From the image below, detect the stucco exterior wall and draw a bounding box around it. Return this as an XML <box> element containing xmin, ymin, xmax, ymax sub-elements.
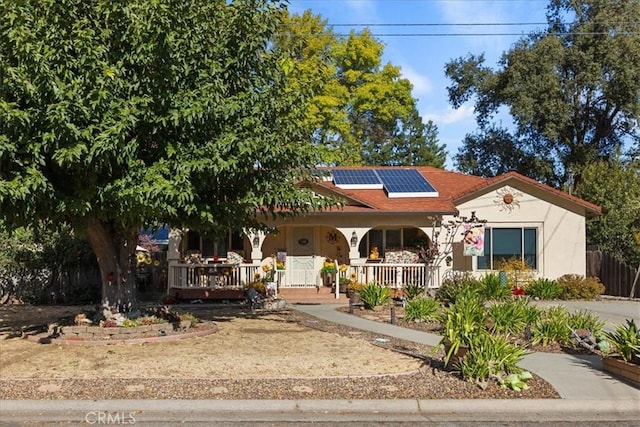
<box><xmin>455</xmin><ymin>184</ymin><xmax>587</xmax><ymax>279</ymax></box>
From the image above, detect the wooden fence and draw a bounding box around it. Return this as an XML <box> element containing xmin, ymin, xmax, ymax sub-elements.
<box><xmin>586</xmin><ymin>250</ymin><xmax>639</xmax><ymax>298</ymax></box>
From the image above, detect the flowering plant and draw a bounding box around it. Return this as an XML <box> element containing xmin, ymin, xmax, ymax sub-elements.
<box><xmin>262</xmin><ymin>263</ymin><xmax>275</xmax><ymax>282</ymax></box>
<box><xmin>319</xmin><ymin>257</ymin><xmax>337</xmax><ymax>274</ymax></box>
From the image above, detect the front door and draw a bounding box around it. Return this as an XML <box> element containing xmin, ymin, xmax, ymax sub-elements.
<box><xmin>287</xmin><ymin>227</ymin><xmax>317</xmax><ymax>287</ymax></box>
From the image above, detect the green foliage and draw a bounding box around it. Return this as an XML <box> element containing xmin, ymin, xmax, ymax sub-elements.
<box><xmin>525</xmin><ymin>278</ymin><xmax>563</xmax><ymax>300</ymax></box>
<box><xmin>274</xmin><ymin>12</ymin><xmax>446</xmax><ymax>167</ymax></box>
<box><xmin>0</xmin><ymin>224</ymin><xmax>100</xmax><ymax>304</ymax></box>
<box><xmin>531</xmin><ymin>306</ymin><xmax>570</xmax><ymax>347</ymax></box>
<box><xmin>576</xmin><ymin>159</ymin><xmax>640</xmax><ymax>267</ymax></box>
<box><xmin>453</xmin><ymin>125</ymin><xmax>557</xmax><ymax>185</ymax></box>
<box><xmin>402</xmin><ymin>283</ymin><xmax>424</xmax><ymax>301</ymax></box>
<box><xmin>358</xmin><ymin>282</ymin><xmax>391</xmax><ymax>309</ymax></box>
<box><xmin>0</xmin><ymin>0</ymin><xmax>337</xmax><ymax>306</ymax></box>
<box><xmin>435</xmin><ymin>289</ymin><xmax>487</xmax><ymax>365</ymax></box>
<box><xmin>458</xmin><ymin>333</ymin><xmax>529</xmax><ymax>386</ymax></box>
<box><xmin>603</xmin><ymin>319</ymin><xmax>640</xmax><ymax>363</ymax></box>
<box><xmin>557</xmin><ymin>275</ymin><xmax>605</xmax><ymax>300</ymax></box>
<box><xmin>404</xmin><ymin>297</ymin><xmax>441</xmax><ymax>323</ymax></box>
<box><xmin>479</xmin><ymin>272</ymin><xmax>511</xmax><ymax>300</ymax></box>
<box><xmin>567</xmin><ymin>310</ymin><xmax>604</xmax><ymax>339</ymax></box>
<box><xmin>499</xmin><ymin>371</ymin><xmax>533</xmax><ymax>392</ymax></box>
<box><xmin>486</xmin><ymin>298</ymin><xmax>539</xmax><ymax>336</ymax></box>
<box><xmin>446</xmin><ymin>0</ymin><xmax>640</xmax><ymax>191</ymax></box>
<box><xmin>495</xmin><ymin>258</ymin><xmax>535</xmax><ymax>288</ymax></box>
<box><xmin>435</xmin><ymin>273</ymin><xmax>482</xmax><ymax>306</ymax></box>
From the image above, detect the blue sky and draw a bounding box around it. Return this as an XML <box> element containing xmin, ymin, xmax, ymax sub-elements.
<box><xmin>288</xmin><ymin>0</ymin><xmax>550</xmax><ymax>169</ymax></box>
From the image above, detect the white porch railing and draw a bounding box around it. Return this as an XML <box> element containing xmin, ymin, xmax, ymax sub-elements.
<box><xmin>168</xmin><ymin>262</ymin><xmax>439</xmax><ymax>292</ymax></box>
<box><xmin>168</xmin><ymin>263</ymin><xmax>284</xmax><ymax>290</ymax></box>
<box><xmin>342</xmin><ymin>263</ymin><xmax>440</xmax><ymax>289</ymax></box>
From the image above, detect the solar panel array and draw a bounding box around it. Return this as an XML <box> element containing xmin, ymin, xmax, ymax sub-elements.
<box><xmin>332</xmin><ymin>169</ymin><xmax>438</xmax><ymax>198</ymax></box>
<box><xmin>333</xmin><ymin>169</ymin><xmax>383</xmax><ymax>189</ymax></box>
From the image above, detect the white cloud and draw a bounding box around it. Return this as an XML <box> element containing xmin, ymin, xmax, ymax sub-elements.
<box><xmin>424</xmin><ymin>105</ymin><xmax>474</xmax><ymax>125</ymax></box>
<box><xmin>345</xmin><ymin>0</ymin><xmax>375</xmax><ymax>14</ymax></box>
<box><xmin>399</xmin><ymin>65</ymin><xmax>433</xmax><ymax>96</ymax></box>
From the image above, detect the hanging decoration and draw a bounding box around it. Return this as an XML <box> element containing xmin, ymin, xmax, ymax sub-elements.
<box><xmin>494</xmin><ymin>186</ymin><xmax>523</xmax><ymax>213</ymax></box>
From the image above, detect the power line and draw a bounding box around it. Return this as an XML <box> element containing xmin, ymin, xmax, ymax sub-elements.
<box><xmin>278</xmin><ymin>31</ymin><xmax>640</xmax><ymax>38</ymax></box>
<box><xmin>329</xmin><ymin>23</ymin><xmax>548</xmax><ymax>27</ymax></box>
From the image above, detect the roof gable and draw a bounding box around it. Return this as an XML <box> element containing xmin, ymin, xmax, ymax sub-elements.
<box><xmin>452</xmin><ymin>171</ymin><xmax>602</xmax><ymax>217</ymax></box>
<box><xmin>309</xmin><ymin>167</ymin><xmax>600</xmax><ymax>217</ymax></box>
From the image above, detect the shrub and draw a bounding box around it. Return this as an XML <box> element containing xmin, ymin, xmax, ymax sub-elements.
<box><xmin>246</xmin><ymin>280</ymin><xmax>266</xmax><ymax>295</ymax></box>
<box><xmin>486</xmin><ymin>298</ymin><xmax>535</xmax><ymax>336</ymax></box>
<box><xmin>458</xmin><ymin>333</ymin><xmax>529</xmax><ymax>387</ymax></box>
<box><xmin>531</xmin><ymin>306</ymin><xmax>570</xmax><ymax>347</ymax></box>
<box><xmin>435</xmin><ymin>273</ymin><xmax>482</xmax><ymax>306</ymax></box>
<box><xmin>495</xmin><ymin>258</ymin><xmax>535</xmax><ymax>287</ymax></box>
<box><xmin>403</xmin><ymin>283</ymin><xmax>424</xmax><ymax>301</ymax></box>
<box><xmin>526</xmin><ymin>278</ymin><xmax>563</xmax><ymax>300</ymax></box>
<box><xmin>603</xmin><ymin>319</ymin><xmax>640</xmax><ymax>363</ymax></box>
<box><xmin>567</xmin><ymin>309</ymin><xmax>604</xmax><ymax>339</ymax></box>
<box><xmin>358</xmin><ymin>282</ymin><xmax>391</xmax><ymax>309</ymax></box>
<box><xmin>479</xmin><ymin>272</ymin><xmax>511</xmax><ymax>300</ymax></box>
<box><xmin>404</xmin><ymin>297</ymin><xmax>441</xmax><ymax>322</ymax></box>
<box><xmin>434</xmin><ymin>290</ymin><xmax>487</xmax><ymax>366</ymax></box>
<box><xmin>557</xmin><ymin>274</ymin><xmax>605</xmax><ymax>300</ymax></box>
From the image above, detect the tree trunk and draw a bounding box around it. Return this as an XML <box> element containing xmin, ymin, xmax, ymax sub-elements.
<box><xmin>85</xmin><ymin>217</ymin><xmax>139</xmax><ymax>313</ymax></box>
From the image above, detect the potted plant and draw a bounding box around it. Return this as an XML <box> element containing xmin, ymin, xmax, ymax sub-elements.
<box><xmin>601</xmin><ymin>319</ymin><xmax>640</xmax><ymax>387</ymax></box>
<box><xmin>319</xmin><ymin>258</ymin><xmax>337</xmax><ymax>274</ymax></box>
<box><xmin>347</xmin><ymin>281</ymin><xmax>364</xmax><ymax>303</ymax></box>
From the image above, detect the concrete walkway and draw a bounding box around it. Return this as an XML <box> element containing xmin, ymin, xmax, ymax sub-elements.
<box><xmin>292</xmin><ymin>303</ymin><xmax>640</xmax><ymax>401</ymax></box>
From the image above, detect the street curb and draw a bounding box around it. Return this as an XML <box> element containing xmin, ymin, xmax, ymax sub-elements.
<box><xmin>3</xmin><ymin>399</ymin><xmax>639</xmax><ymax>418</ymax></box>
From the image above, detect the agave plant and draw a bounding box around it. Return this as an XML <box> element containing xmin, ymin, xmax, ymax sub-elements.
<box><xmin>603</xmin><ymin>319</ymin><xmax>640</xmax><ymax>363</ymax></box>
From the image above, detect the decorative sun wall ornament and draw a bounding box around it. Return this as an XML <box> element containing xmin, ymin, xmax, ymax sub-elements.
<box><xmin>494</xmin><ymin>186</ymin><xmax>523</xmax><ymax>213</ymax></box>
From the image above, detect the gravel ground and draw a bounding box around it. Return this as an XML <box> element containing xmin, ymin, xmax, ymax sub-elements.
<box><xmin>0</xmin><ymin>303</ymin><xmax>560</xmax><ymax>400</ymax></box>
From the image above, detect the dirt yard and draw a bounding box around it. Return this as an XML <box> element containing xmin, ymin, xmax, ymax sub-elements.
<box><xmin>0</xmin><ymin>303</ymin><xmax>560</xmax><ymax>400</ymax></box>
<box><xmin>0</xmin><ymin>304</ymin><xmax>423</xmax><ymax>379</ymax></box>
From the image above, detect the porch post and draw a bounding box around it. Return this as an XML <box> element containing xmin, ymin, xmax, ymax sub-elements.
<box><xmin>250</xmin><ymin>231</ymin><xmax>264</xmax><ymax>263</ymax></box>
<box><xmin>167</xmin><ymin>228</ymin><xmax>183</xmax><ymax>291</ymax></box>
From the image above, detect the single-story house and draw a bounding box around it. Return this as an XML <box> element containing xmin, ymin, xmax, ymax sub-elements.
<box><xmin>164</xmin><ymin>166</ymin><xmax>601</xmax><ymax>302</ymax></box>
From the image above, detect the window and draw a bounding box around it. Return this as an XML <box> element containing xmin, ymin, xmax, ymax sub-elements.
<box><xmin>358</xmin><ymin>228</ymin><xmax>427</xmax><ymax>258</ymax></box>
<box><xmin>184</xmin><ymin>231</ymin><xmax>243</xmax><ymax>258</ymax></box>
<box><xmin>477</xmin><ymin>227</ymin><xmax>538</xmax><ymax>270</ymax></box>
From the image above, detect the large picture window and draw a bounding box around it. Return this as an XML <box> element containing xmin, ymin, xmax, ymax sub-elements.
<box><xmin>358</xmin><ymin>227</ymin><xmax>427</xmax><ymax>258</ymax></box>
<box><xmin>477</xmin><ymin>227</ymin><xmax>538</xmax><ymax>270</ymax></box>
<box><xmin>185</xmin><ymin>231</ymin><xmax>245</xmax><ymax>258</ymax></box>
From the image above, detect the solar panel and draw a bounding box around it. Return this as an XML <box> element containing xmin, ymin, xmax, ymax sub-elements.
<box><xmin>333</xmin><ymin>169</ymin><xmax>383</xmax><ymax>189</ymax></box>
<box><xmin>375</xmin><ymin>169</ymin><xmax>438</xmax><ymax>198</ymax></box>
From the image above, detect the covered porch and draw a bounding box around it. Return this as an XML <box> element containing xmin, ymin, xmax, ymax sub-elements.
<box><xmin>165</xmin><ymin>222</ymin><xmax>446</xmax><ymax>302</ymax></box>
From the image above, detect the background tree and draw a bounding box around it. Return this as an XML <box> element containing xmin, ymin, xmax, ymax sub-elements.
<box><xmin>454</xmin><ymin>126</ymin><xmax>558</xmax><ymax>185</ymax></box>
<box><xmin>575</xmin><ymin>158</ymin><xmax>640</xmax><ymax>267</ymax></box>
<box><xmin>0</xmin><ymin>0</ymin><xmax>332</xmax><ymax>310</ymax></box>
<box><xmin>446</xmin><ymin>0</ymin><xmax>640</xmax><ymax>190</ymax></box>
<box><xmin>276</xmin><ymin>12</ymin><xmax>446</xmax><ymax>167</ymax></box>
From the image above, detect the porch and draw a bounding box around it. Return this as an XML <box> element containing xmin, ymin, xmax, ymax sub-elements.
<box><xmin>166</xmin><ymin>261</ymin><xmax>440</xmax><ymax>303</ymax></box>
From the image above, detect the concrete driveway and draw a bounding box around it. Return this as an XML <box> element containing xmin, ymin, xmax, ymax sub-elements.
<box><xmin>531</xmin><ymin>297</ymin><xmax>640</xmax><ymax>332</ymax></box>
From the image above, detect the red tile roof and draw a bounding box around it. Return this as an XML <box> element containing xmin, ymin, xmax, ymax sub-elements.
<box><xmin>312</xmin><ymin>167</ymin><xmax>601</xmax><ymax>217</ymax></box>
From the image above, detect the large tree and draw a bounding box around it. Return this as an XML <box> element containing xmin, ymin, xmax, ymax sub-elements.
<box><xmin>275</xmin><ymin>11</ymin><xmax>446</xmax><ymax>167</ymax></box>
<box><xmin>0</xmin><ymin>0</ymin><xmax>332</xmax><ymax>310</ymax></box>
<box><xmin>575</xmin><ymin>157</ymin><xmax>640</xmax><ymax>266</ymax></box>
<box><xmin>446</xmin><ymin>0</ymin><xmax>640</xmax><ymax>189</ymax></box>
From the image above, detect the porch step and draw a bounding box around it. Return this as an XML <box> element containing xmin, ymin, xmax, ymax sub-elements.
<box><xmin>278</xmin><ymin>286</ymin><xmax>348</xmax><ymax>305</ymax></box>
